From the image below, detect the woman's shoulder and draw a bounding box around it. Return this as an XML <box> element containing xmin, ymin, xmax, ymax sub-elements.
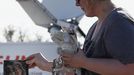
<box><xmin>107</xmin><ymin>8</ymin><xmax>134</xmax><ymax>23</ymax></box>
<box><xmin>103</xmin><ymin>8</ymin><xmax>134</xmax><ymax>38</ymax></box>
<box><xmin>103</xmin><ymin>7</ymin><xmax>134</xmax><ymax>30</ymax></box>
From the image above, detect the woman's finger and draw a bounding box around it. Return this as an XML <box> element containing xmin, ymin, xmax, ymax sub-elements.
<box><xmin>61</xmin><ymin>52</ymin><xmax>73</xmax><ymax>58</ymax></box>
<box><xmin>25</xmin><ymin>56</ymin><xmax>34</xmax><ymax>61</ymax></box>
<box><xmin>26</xmin><ymin>56</ymin><xmax>36</xmax><ymax>68</ymax></box>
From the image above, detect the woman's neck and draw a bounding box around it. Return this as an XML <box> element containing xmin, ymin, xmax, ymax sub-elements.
<box><xmin>96</xmin><ymin>1</ymin><xmax>116</xmax><ymax>23</ymax></box>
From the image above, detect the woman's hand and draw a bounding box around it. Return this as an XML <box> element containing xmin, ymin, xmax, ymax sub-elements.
<box><xmin>26</xmin><ymin>53</ymin><xmax>52</xmax><ymax>72</ymax></box>
<box><xmin>61</xmin><ymin>49</ymin><xmax>86</xmax><ymax>68</ymax></box>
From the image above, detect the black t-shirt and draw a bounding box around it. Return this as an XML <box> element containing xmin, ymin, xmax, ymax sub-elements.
<box><xmin>81</xmin><ymin>8</ymin><xmax>134</xmax><ymax>75</ymax></box>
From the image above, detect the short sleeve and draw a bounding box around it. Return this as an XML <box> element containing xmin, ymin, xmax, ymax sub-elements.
<box><xmin>104</xmin><ymin>13</ymin><xmax>134</xmax><ymax>64</ymax></box>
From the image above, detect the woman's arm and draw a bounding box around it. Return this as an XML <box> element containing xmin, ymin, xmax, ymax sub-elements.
<box><xmin>26</xmin><ymin>53</ymin><xmax>53</xmax><ymax>72</ymax></box>
<box><xmin>82</xmin><ymin>58</ymin><xmax>134</xmax><ymax>75</ymax></box>
<box><xmin>61</xmin><ymin>50</ymin><xmax>134</xmax><ymax>75</ymax></box>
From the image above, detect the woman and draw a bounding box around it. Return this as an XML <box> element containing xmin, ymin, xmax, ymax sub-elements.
<box><xmin>26</xmin><ymin>0</ymin><xmax>134</xmax><ymax>75</ymax></box>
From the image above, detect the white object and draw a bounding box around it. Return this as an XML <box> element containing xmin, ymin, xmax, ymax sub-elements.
<box><xmin>17</xmin><ymin>0</ymin><xmax>83</xmax><ymax>28</ymax></box>
<box><xmin>41</xmin><ymin>0</ymin><xmax>83</xmax><ymax>19</ymax></box>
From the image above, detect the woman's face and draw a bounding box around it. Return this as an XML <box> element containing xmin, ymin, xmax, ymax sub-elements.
<box><xmin>75</xmin><ymin>0</ymin><xmax>96</xmax><ymax>17</ymax></box>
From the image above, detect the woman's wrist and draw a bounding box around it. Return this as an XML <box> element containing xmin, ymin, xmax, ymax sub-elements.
<box><xmin>43</xmin><ymin>62</ymin><xmax>53</xmax><ymax>72</ymax></box>
<box><xmin>48</xmin><ymin>62</ymin><xmax>53</xmax><ymax>72</ymax></box>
